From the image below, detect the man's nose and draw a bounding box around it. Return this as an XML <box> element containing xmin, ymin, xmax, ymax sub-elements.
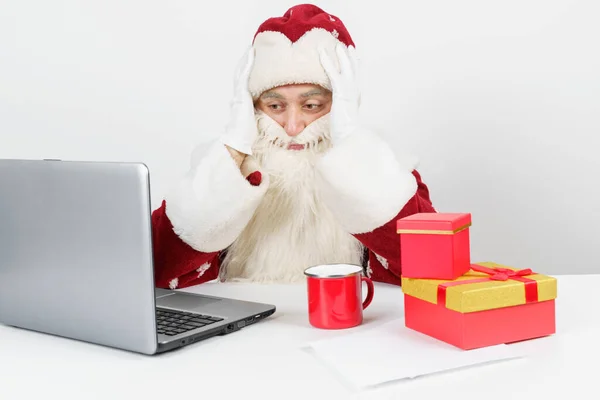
<box><xmin>284</xmin><ymin>110</ymin><xmax>305</xmax><ymax>137</ymax></box>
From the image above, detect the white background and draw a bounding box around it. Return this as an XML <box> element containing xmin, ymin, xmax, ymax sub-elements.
<box><xmin>1</xmin><ymin>0</ymin><xmax>598</xmax><ymax>275</ymax></box>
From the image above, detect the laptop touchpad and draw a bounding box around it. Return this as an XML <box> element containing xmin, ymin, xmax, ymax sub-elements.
<box><xmin>157</xmin><ymin>293</ymin><xmax>222</xmax><ymax>311</ymax></box>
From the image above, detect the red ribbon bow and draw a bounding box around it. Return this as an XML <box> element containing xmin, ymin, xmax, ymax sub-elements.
<box><xmin>470</xmin><ymin>264</ymin><xmax>533</xmax><ymax>281</ymax></box>
<box><xmin>437</xmin><ymin>264</ymin><xmax>539</xmax><ymax>308</ymax></box>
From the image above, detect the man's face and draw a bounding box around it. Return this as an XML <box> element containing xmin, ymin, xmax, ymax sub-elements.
<box><xmin>254</xmin><ymin>84</ymin><xmax>332</xmax><ymax>150</ymax></box>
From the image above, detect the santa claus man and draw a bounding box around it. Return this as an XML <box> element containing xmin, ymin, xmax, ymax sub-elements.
<box><xmin>151</xmin><ymin>4</ymin><xmax>436</xmax><ymax>289</ymax></box>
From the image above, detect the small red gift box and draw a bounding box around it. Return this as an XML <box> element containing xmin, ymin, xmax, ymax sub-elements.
<box><xmin>401</xmin><ymin>262</ymin><xmax>557</xmax><ymax>350</ymax></box>
<box><xmin>397</xmin><ymin>213</ymin><xmax>471</xmax><ymax>279</ymax></box>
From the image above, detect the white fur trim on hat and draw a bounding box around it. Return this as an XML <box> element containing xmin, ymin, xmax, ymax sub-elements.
<box><xmin>248</xmin><ymin>28</ymin><xmax>344</xmax><ymax>99</ymax></box>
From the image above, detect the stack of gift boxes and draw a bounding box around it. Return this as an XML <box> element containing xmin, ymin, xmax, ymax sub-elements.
<box><xmin>396</xmin><ymin>212</ymin><xmax>557</xmax><ymax>350</ymax></box>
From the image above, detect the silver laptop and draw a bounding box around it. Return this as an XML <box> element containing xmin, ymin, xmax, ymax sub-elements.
<box><xmin>0</xmin><ymin>158</ymin><xmax>276</xmax><ymax>355</ymax></box>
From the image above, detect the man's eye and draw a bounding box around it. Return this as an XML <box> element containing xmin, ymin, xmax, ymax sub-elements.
<box><xmin>305</xmin><ymin>104</ymin><xmax>321</xmax><ymax>110</ymax></box>
<box><xmin>269</xmin><ymin>104</ymin><xmax>282</xmax><ymax>110</ymax></box>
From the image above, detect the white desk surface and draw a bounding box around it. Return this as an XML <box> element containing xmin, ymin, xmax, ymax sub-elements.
<box><xmin>1</xmin><ymin>274</ymin><xmax>598</xmax><ymax>400</ymax></box>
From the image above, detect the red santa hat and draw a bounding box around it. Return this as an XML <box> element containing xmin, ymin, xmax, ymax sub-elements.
<box><xmin>248</xmin><ymin>3</ymin><xmax>355</xmax><ymax>99</ymax></box>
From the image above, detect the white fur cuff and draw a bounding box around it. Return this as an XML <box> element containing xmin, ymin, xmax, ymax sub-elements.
<box><xmin>315</xmin><ymin>131</ymin><xmax>418</xmax><ymax>234</ymax></box>
<box><xmin>165</xmin><ymin>140</ymin><xmax>268</xmax><ymax>253</ymax></box>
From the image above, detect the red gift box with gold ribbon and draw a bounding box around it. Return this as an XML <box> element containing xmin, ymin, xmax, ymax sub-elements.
<box><xmin>397</xmin><ymin>213</ymin><xmax>472</xmax><ymax>280</ymax></box>
<box><xmin>401</xmin><ymin>262</ymin><xmax>557</xmax><ymax>350</ymax></box>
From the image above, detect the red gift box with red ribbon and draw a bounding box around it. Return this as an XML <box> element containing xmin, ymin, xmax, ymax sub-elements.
<box><xmin>401</xmin><ymin>262</ymin><xmax>557</xmax><ymax>350</ymax></box>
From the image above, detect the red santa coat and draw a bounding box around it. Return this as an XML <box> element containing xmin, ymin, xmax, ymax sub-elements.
<box><xmin>150</xmin><ymin>136</ymin><xmax>436</xmax><ymax>289</ymax></box>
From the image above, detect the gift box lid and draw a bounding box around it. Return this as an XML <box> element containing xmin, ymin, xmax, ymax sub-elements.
<box><xmin>397</xmin><ymin>212</ymin><xmax>471</xmax><ymax>234</ymax></box>
<box><xmin>401</xmin><ymin>262</ymin><xmax>557</xmax><ymax>313</ymax></box>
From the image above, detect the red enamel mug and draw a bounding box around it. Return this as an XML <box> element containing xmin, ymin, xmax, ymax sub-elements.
<box><xmin>304</xmin><ymin>263</ymin><xmax>374</xmax><ymax>329</ymax></box>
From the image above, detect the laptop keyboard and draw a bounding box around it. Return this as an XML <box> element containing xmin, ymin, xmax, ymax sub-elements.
<box><xmin>156</xmin><ymin>308</ymin><xmax>224</xmax><ymax>336</ymax></box>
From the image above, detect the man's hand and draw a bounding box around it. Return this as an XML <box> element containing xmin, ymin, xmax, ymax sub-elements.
<box><xmin>318</xmin><ymin>43</ymin><xmax>361</xmax><ymax>144</ymax></box>
<box><xmin>225</xmin><ymin>144</ymin><xmax>246</xmax><ymax>169</ymax></box>
<box><xmin>220</xmin><ymin>46</ymin><xmax>258</xmax><ymax>156</ymax></box>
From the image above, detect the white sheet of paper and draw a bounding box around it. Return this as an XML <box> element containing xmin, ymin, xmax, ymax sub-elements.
<box><xmin>304</xmin><ymin>319</ymin><xmax>525</xmax><ymax>389</ymax></box>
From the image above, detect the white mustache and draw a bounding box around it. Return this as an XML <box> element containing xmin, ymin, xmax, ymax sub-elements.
<box><xmin>252</xmin><ymin>111</ymin><xmax>331</xmax><ymax>153</ymax></box>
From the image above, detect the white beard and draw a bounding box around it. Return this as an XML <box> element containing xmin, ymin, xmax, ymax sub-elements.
<box><xmin>219</xmin><ymin>111</ymin><xmax>365</xmax><ymax>283</ymax></box>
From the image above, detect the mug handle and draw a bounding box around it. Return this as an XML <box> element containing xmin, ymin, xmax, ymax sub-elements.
<box><xmin>361</xmin><ymin>276</ymin><xmax>374</xmax><ymax>310</ymax></box>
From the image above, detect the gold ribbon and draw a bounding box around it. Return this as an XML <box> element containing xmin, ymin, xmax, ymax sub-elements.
<box><xmin>397</xmin><ymin>222</ymin><xmax>471</xmax><ymax>235</ymax></box>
